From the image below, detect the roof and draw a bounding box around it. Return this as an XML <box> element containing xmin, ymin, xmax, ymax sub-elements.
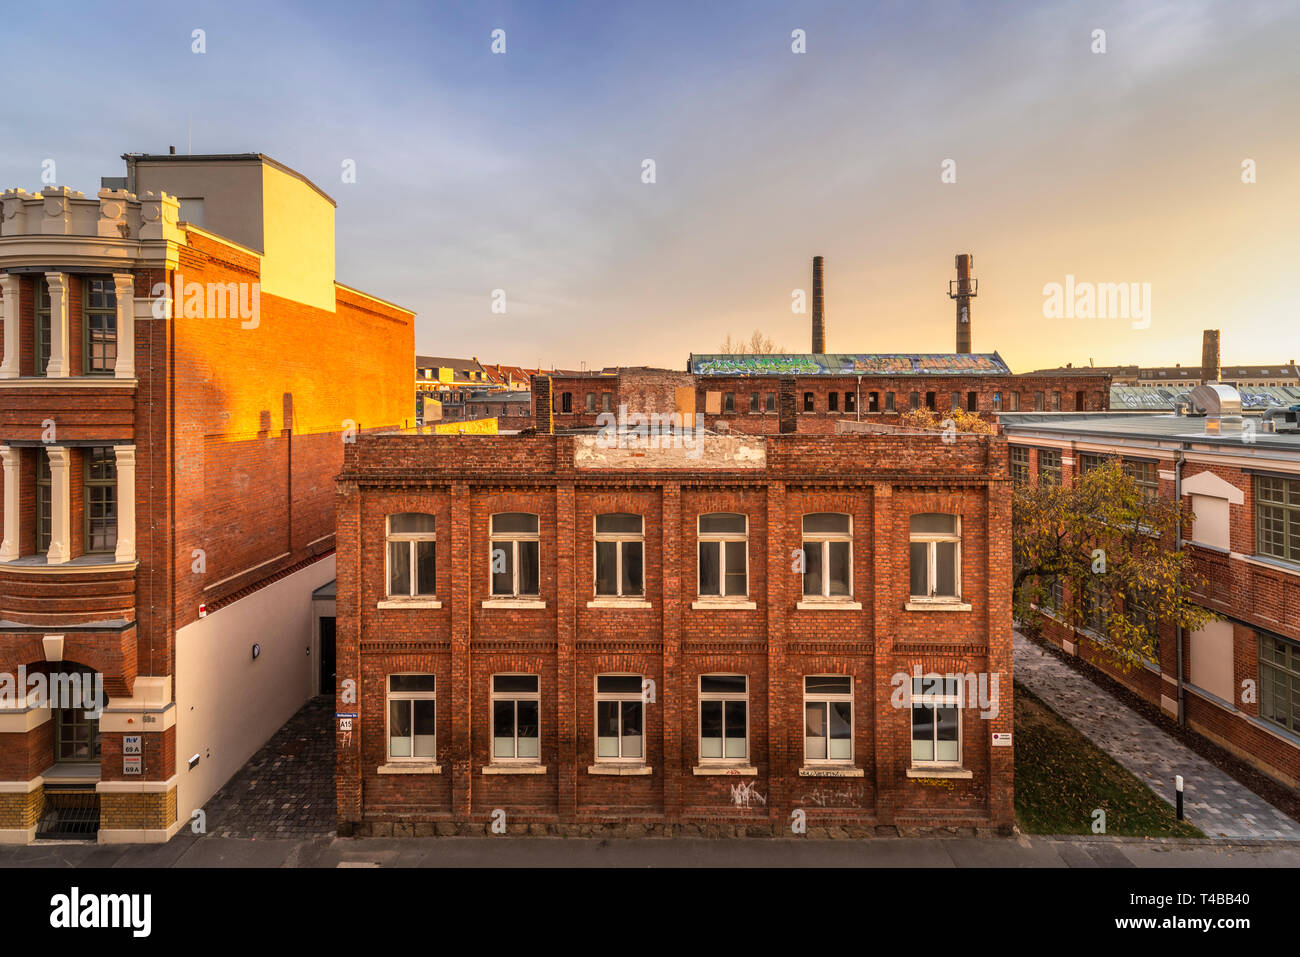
<box><xmin>999</xmin><ymin>411</ymin><xmax>1300</xmax><ymax>452</ymax></box>
<box><xmin>690</xmin><ymin>353</ymin><xmax>1012</xmax><ymax>376</ymax></box>
<box><xmin>123</xmin><ymin>152</ymin><xmax>337</xmax><ymax>207</ymax></box>
<box><xmin>466</xmin><ymin>391</ymin><xmax>531</xmax><ymax>403</ymax></box>
<box><xmin>416</xmin><ymin>356</ymin><xmax>485</xmax><ymax>376</ymax></box>
<box><xmin>1030</xmin><ymin>363</ymin><xmax>1298</xmax><ymax>379</ymax></box>
<box><xmin>1110</xmin><ymin>384</ymin><xmax>1300</xmax><ymax>412</ymax></box>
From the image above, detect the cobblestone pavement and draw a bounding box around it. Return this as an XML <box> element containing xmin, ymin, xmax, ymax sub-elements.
<box><xmin>198</xmin><ymin>695</ymin><xmax>336</xmax><ymax>839</ymax></box>
<box><xmin>1014</xmin><ymin>631</ymin><xmax>1300</xmax><ymax>841</ymax></box>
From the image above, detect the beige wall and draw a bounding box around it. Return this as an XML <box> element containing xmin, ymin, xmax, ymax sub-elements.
<box><xmin>1190</xmin><ymin>619</ymin><xmax>1236</xmax><ymax>703</ymax></box>
<box><xmin>132</xmin><ymin>159</ymin><xmax>265</xmax><ymax>251</ymax></box>
<box><xmin>174</xmin><ymin>556</ymin><xmax>335</xmax><ymax>829</ymax></box>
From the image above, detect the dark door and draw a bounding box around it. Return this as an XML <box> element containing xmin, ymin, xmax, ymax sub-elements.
<box><xmin>319</xmin><ymin>616</ymin><xmax>336</xmax><ymax>695</ymax></box>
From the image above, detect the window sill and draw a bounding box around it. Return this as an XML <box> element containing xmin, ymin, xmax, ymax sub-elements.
<box><xmin>0</xmin><ymin>375</ymin><xmax>137</xmax><ymax>388</ymax></box>
<box><xmin>586</xmin><ymin>597</ymin><xmax>652</xmax><ymax>609</ymax></box>
<box><xmin>691</xmin><ymin>599</ymin><xmax>757</xmax><ymax>610</ymax></box>
<box><xmin>482</xmin><ymin>598</ymin><xmax>546</xmax><ymax>609</ymax></box>
<box><xmin>799</xmin><ymin>765</ymin><xmax>864</xmax><ymax>777</ymax></box>
<box><xmin>586</xmin><ymin>764</ymin><xmax>652</xmax><ymax>776</ymax></box>
<box><xmin>796</xmin><ymin>599</ymin><xmax>862</xmax><ymax>611</ymax></box>
<box><xmin>1240</xmin><ymin>553</ymin><xmax>1300</xmax><ymax>578</ymax></box>
<box><xmin>377</xmin><ymin>762</ymin><xmax>442</xmax><ymax>775</ymax></box>
<box><xmin>481</xmin><ymin>764</ymin><xmax>547</xmax><ymax>775</ymax></box>
<box><xmin>904</xmin><ymin>600</ymin><xmax>972</xmax><ymax>612</ymax></box>
<box><xmin>692</xmin><ymin>764</ymin><xmax>757</xmax><ymax>776</ymax></box>
<box><xmin>378</xmin><ymin>598</ymin><xmax>442</xmax><ymax>609</ymax></box>
<box><xmin>906</xmin><ymin>767</ymin><xmax>972</xmax><ymax>780</ymax></box>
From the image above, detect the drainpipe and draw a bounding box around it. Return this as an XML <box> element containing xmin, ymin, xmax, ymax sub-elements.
<box><xmin>855</xmin><ymin>375</ymin><xmax>862</xmax><ymax>421</ymax></box>
<box><xmin>1174</xmin><ymin>446</ymin><xmax>1186</xmax><ymax>727</ymax></box>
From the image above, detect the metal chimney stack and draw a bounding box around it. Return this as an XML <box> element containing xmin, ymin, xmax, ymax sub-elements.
<box><xmin>1202</xmin><ymin>329</ymin><xmax>1221</xmax><ymax>384</ymax></box>
<box><xmin>811</xmin><ymin>256</ymin><xmax>825</xmax><ymax>353</ymax></box>
<box><xmin>950</xmin><ymin>254</ymin><xmax>975</xmax><ymax>354</ymax></box>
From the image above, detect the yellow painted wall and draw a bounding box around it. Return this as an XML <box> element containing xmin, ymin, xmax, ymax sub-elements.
<box><xmin>433</xmin><ymin>417</ymin><xmax>498</xmax><ymax>434</ymax></box>
<box><xmin>260</xmin><ymin>163</ymin><xmax>336</xmax><ymax>312</ymax></box>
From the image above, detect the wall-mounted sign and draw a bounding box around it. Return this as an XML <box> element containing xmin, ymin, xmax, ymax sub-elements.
<box><xmin>123</xmin><ymin>756</ymin><xmax>142</xmax><ymax>775</ymax></box>
<box><xmin>123</xmin><ymin>735</ymin><xmax>142</xmax><ymax>755</ymax></box>
<box><xmin>992</xmin><ymin>732</ymin><xmax>1012</xmax><ymax>747</ymax></box>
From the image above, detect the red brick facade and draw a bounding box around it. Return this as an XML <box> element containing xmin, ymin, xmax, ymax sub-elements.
<box><xmin>335</xmin><ymin>430</ymin><xmax>1015</xmax><ymax>837</ymax></box>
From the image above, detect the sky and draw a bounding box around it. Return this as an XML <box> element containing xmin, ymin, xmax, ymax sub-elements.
<box><xmin>3</xmin><ymin>0</ymin><xmax>1298</xmax><ymax>373</ymax></box>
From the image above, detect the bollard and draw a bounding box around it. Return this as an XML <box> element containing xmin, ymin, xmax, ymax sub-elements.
<box><xmin>1175</xmin><ymin>774</ymin><xmax>1184</xmax><ymax>821</ymax></box>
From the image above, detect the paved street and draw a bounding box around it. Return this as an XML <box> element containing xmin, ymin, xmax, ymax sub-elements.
<box><xmin>3</xmin><ymin>833</ymin><xmax>1299</xmax><ymax>868</ymax></box>
<box><xmin>1015</xmin><ymin>631</ymin><xmax>1300</xmax><ymax>841</ymax></box>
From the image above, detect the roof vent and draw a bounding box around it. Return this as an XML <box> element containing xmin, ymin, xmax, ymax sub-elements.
<box><xmin>1186</xmin><ymin>383</ymin><xmax>1242</xmax><ymax>417</ymax></box>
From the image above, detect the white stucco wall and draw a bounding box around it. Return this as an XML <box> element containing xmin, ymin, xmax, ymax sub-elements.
<box><xmin>174</xmin><ymin>555</ymin><xmax>335</xmax><ymax>829</ymax></box>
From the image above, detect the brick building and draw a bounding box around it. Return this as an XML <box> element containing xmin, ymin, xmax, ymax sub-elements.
<box><xmin>334</xmin><ymin>427</ymin><xmax>1014</xmax><ymax>837</ymax></box>
<box><xmin>0</xmin><ymin>152</ymin><xmax>414</xmax><ymax>842</ymax></box>
<box><xmin>1002</xmin><ymin>399</ymin><xmax>1300</xmax><ymax>788</ymax></box>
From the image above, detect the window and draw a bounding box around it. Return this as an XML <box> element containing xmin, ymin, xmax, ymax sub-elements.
<box><xmin>492</xmin><ymin>674</ymin><xmax>540</xmax><ymax>761</ymax></box>
<box><xmin>828</xmin><ymin>391</ymin><xmax>838</xmax><ymax>412</ymax></box>
<box><xmin>34</xmin><ymin>278</ymin><xmax>51</xmax><ymax>376</ymax></box>
<box><xmin>561</xmin><ymin>392</ymin><xmax>572</xmax><ymax>413</ymax></box>
<box><xmin>491</xmin><ymin>512</ymin><xmax>540</xmax><ymax>596</ymax></box>
<box><xmin>601</xmin><ymin>393</ymin><xmax>613</xmax><ymax>412</ymax></box>
<box><xmin>1256</xmin><ymin>476</ymin><xmax>1300</xmax><ymax>565</ymax></box>
<box><xmin>1034</xmin><ymin>391</ymin><xmax>1045</xmax><ymax>411</ymax></box>
<box><xmin>909</xmin><ymin>514</ymin><xmax>960</xmax><ymax>600</ymax></box>
<box><xmin>1042</xmin><ymin>577</ymin><xmax>1065</xmax><ymax>617</ymax></box>
<box><xmin>1009</xmin><ymin>446</ymin><xmax>1030</xmax><ymax>485</ymax></box>
<box><xmin>844</xmin><ymin>391</ymin><xmax>856</xmax><ymax>412</ymax></box>
<box><xmin>802</xmin><ymin>513</ymin><xmax>852</xmax><ymax>598</ymax></box>
<box><xmin>83</xmin><ymin>278</ymin><xmax>117</xmax><ymax>374</ymax></box>
<box><xmin>1259</xmin><ymin>634</ymin><xmax>1300</xmax><ymax>734</ymax></box>
<box><xmin>967</xmin><ymin>391</ymin><xmax>977</xmax><ymax>411</ymax></box>
<box><xmin>724</xmin><ymin>392</ymin><xmax>735</xmax><ymax>413</ymax></box>
<box><xmin>925</xmin><ymin>391</ymin><xmax>936</xmax><ymax>410</ymax></box>
<box><xmin>1075</xmin><ymin>390</ymin><xmax>1085</xmax><ymax>411</ymax></box>
<box><xmin>909</xmin><ymin>391</ymin><xmax>920</xmax><ymax>411</ymax></box>
<box><xmin>1050</xmin><ymin>391</ymin><xmax>1061</xmax><ymax>411</ymax></box>
<box><xmin>387</xmin><ymin>513</ymin><xmax>436</xmax><ymax>597</ymax></box>
<box><xmin>83</xmin><ymin>447</ymin><xmax>117</xmax><ymax>553</ymax></box>
<box><xmin>1037</xmin><ymin>449</ymin><xmax>1061</xmax><ymax>486</ymax></box>
<box><xmin>1008</xmin><ymin>392</ymin><xmax>1020</xmax><ymax>411</ymax></box>
<box><xmin>36</xmin><ymin>453</ymin><xmax>51</xmax><ymax>554</ymax></box>
<box><xmin>764</xmin><ymin>392</ymin><xmax>776</xmax><ymax>412</ymax></box>
<box><xmin>699</xmin><ymin>674</ymin><xmax>748</xmax><ymax>762</ymax></box>
<box><xmin>950</xmin><ymin>391</ymin><xmax>961</xmax><ymax>411</ymax></box>
<box><xmin>1124</xmin><ymin>460</ymin><xmax>1159</xmax><ymax>503</ymax></box>
<box><xmin>804</xmin><ymin>676</ymin><xmax>852</xmax><ymax>763</ymax></box>
<box><xmin>595</xmin><ymin>675</ymin><xmax>643</xmax><ymax>761</ymax></box>
<box><xmin>594</xmin><ymin>513</ymin><xmax>644</xmax><ymax>596</ymax></box>
<box><xmin>698</xmin><ymin>512</ymin><xmax>747</xmax><ymax>597</ymax></box>
<box><xmin>749</xmin><ymin>392</ymin><xmax>759</xmax><ymax>412</ymax></box>
<box><xmin>1129</xmin><ymin>589</ymin><xmax>1160</xmax><ymax>652</ymax></box>
<box><xmin>885</xmin><ymin>392</ymin><xmax>895</xmax><ymax>412</ymax></box>
<box><xmin>55</xmin><ymin>703</ymin><xmax>101</xmax><ymax>763</ymax></box>
<box><xmin>803</xmin><ymin>392</ymin><xmax>814</xmax><ymax>412</ymax></box>
<box><xmin>586</xmin><ymin>392</ymin><xmax>596</xmax><ymax>413</ymax></box>
<box><xmin>910</xmin><ymin>675</ymin><xmax>960</xmax><ymax>766</ymax></box>
<box><xmin>868</xmin><ymin>391</ymin><xmax>879</xmax><ymax>413</ymax></box>
<box><xmin>1080</xmin><ymin>580</ymin><xmax>1109</xmax><ymax>635</ymax></box>
<box><xmin>387</xmin><ymin>674</ymin><xmax>436</xmax><ymax>761</ymax></box>
<box><xmin>1078</xmin><ymin>452</ymin><xmax>1106</xmax><ymax>475</ymax></box>
<box><xmin>992</xmin><ymin>391</ymin><xmax>1002</xmax><ymax>411</ymax></box>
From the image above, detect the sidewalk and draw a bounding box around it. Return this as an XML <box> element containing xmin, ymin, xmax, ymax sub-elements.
<box><xmin>1014</xmin><ymin>631</ymin><xmax>1300</xmax><ymax>841</ymax></box>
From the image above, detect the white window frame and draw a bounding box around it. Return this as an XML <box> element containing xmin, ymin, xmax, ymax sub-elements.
<box><xmin>490</xmin><ymin>512</ymin><xmax>540</xmax><ymax>597</ymax></box>
<box><xmin>697</xmin><ymin>674</ymin><xmax>749</xmax><ymax>764</ymax></box>
<box><xmin>801</xmin><ymin>513</ymin><xmax>853</xmax><ymax>598</ymax></box>
<box><xmin>594</xmin><ymin>674</ymin><xmax>645</xmax><ymax>764</ymax></box>
<box><xmin>909</xmin><ymin>675</ymin><xmax>962</xmax><ymax>768</ymax></box>
<box><xmin>697</xmin><ymin>512</ymin><xmax>748</xmax><ymax>598</ymax></box>
<box><xmin>803</xmin><ymin>675</ymin><xmax>854</xmax><ymax>765</ymax></box>
<box><xmin>593</xmin><ymin>513</ymin><xmax>644</xmax><ymax>597</ymax></box>
<box><xmin>490</xmin><ymin>673</ymin><xmax>541</xmax><ymax>763</ymax></box>
<box><xmin>386</xmin><ymin>673</ymin><xmax>437</xmax><ymax>762</ymax></box>
<box><xmin>385</xmin><ymin>513</ymin><xmax>436</xmax><ymax>598</ymax></box>
<box><xmin>909</xmin><ymin>514</ymin><xmax>961</xmax><ymax>601</ymax></box>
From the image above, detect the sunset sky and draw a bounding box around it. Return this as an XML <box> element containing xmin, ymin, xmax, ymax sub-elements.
<box><xmin>4</xmin><ymin>0</ymin><xmax>1298</xmax><ymax>372</ymax></box>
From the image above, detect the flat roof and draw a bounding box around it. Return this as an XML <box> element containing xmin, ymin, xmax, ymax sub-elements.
<box><xmin>691</xmin><ymin>353</ymin><xmax>1012</xmax><ymax>376</ymax></box>
<box><xmin>124</xmin><ymin>152</ymin><xmax>337</xmax><ymax>207</ymax></box>
<box><xmin>999</xmin><ymin>412</ymin><xmax>1300</xmax><ymax>452</ymax></box>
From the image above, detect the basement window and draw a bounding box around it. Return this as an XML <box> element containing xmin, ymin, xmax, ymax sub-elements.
<box><xmin>698</xmin><ymin>512</ymin><xmax>748</xmax><ymax>597</ymax></box>
<box><xmin>908</xmin><ymin>514</ymin><xmax>960</xmax><ymax>601</ymax></box>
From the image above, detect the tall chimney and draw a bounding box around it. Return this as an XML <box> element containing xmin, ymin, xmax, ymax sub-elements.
<box><xmin>952</xmin><ymin>253</ymin><xmax>974</xmax><ymax>354</ymax></box>
<box><xmin>811</xmin><ymin>256</ymin><xmax>825</xmax><ymax>353</ymax></box>
<box><xmin>1201</xmin><ymin>329</ymin><xmax>1221</xmax><ymax>383</ymax></box>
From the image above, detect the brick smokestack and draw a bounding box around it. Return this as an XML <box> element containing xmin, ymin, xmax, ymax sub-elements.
<box><xmin>811</xmin><ymin>256</ymin><xmax>825</xmax><ymax>353</ymax></box>
<box><xmin>1201</xmin><ymin>329</ymin><xmax>1221</xmax><ymax>383</ymax></box>
<box><xmin>953</xmin><ymin>254</ymin><xmax>974</xmax><ymax>354</ymax></box>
